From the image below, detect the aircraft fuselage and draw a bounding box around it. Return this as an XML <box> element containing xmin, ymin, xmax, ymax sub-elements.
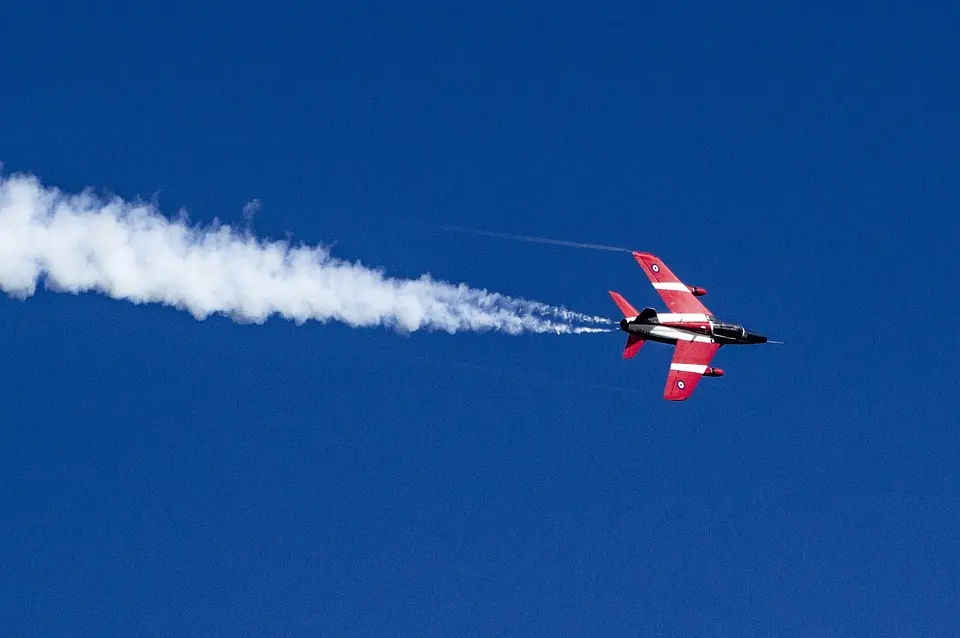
<box><xmin>618</xmin><ymin>312</ymin><xmax>767</xmax><ymax>346</ymax></box>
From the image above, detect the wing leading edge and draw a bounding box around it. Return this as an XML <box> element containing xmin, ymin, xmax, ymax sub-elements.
<box><xmin>664</xmin><ymin>341</ymin><xmax>721</xmax><ymax>401</ymax></box>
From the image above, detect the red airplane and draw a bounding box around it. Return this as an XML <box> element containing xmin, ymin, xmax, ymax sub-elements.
<box><xmin>609</xmin><ymin>252</ymin><xmax>767</xmax><ymax>401</ymax></box>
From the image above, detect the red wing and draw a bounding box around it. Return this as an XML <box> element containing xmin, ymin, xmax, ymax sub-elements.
<box><xmin>664</xmin><ymin>341</ymin><xmax>720</xmax><ymax>401</ymax></box>
<box><xmin>633</xmin><ymin>252</ymin><xmax>712</xmax><ymax>316</ymax></box>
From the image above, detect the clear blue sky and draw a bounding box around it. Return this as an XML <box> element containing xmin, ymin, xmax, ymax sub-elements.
<box><xmin>2</xmin><ymin>3</ymin><xmax>958</xmax><ymax>634</ymax></box>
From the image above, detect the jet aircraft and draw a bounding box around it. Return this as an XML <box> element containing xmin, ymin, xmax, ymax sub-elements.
<box><xmin>610</xmin><ymin>252</ymin><xmax>767</xmax><ymax>401</ymax></box>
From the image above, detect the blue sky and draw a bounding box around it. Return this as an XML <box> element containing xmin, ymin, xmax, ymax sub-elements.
<box><xmin>2</xmin><ymin>2</ymin><xmax>958</xmax><ymax>634</ymax></box>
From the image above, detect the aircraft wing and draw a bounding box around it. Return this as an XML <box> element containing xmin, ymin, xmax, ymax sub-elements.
<box><xmin>633</xmin><ymin>252</ymin><xmax>712</xmax><ymax>316</ymax></box>
<box><xmin>664</xmin><ymin>340</ymin><xmax>721</xmax><ymax>401</ymax></box>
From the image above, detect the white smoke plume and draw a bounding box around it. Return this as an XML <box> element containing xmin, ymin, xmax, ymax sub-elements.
<box><xmin>0</xmin><ymin>172</ymin><xmax>610</xmax><ymax>335</ymax></box>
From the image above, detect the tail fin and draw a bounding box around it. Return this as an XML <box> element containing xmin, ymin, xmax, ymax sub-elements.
<box><xmin>623</xmin><ymin>334</ymin><xmax>645</xmax><ymax>359</ymax></box>
<box><xmin>608</xmin><ymin>290</ymin><xmax>638</xmax><ymax>317</ymax></box>
<box><xmin>636</xmin><ymin>307</ymin><xmax>658</xmax><ymax>322</ymax></box>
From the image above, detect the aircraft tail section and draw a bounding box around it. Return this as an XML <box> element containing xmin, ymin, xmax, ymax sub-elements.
<box><xmin>610</xmin><ymin>290</ymin><xmax>654</xmax><ymax>358</ymax></box>
<box><xmin>623</xmin><ymin>334</ymin><xmax>645</xmax><ymax>359</ymax></box>
<box><xmin>608</xmin><ymin>290</ymin><xmax>638</xmax><ymax>318</ymax></box>
<box><xmin>636</xmin><ymin>307</ymin><xmax>658</xmax><ymax>322</ymax></box>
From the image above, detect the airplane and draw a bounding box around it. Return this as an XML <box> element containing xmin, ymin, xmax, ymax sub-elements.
<box><xmin>609</xmin><ymin>252</ymin><xmax>768</xmax><ymax>401</ymax></box>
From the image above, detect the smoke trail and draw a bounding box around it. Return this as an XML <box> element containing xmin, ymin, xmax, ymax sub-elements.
<box><xmin>438</xmin><ymin>224</ymin><xmax>634</xmax><ymax>253</ymax></box>
<box><xmin>0</xmin><ymin>172</ymin><xmax>611</xmax><ymax>335</ymax></box>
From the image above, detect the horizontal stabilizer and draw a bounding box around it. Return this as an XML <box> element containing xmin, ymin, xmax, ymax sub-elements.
<box><xmin>608</xmin><ymin>290</ymin><xmax>638</xmax><ymax>318</ymax></box>
<box><xmin>623</xmin><ymin>334</ymin><xmax>645</xmax><ymax>359</ymax></box>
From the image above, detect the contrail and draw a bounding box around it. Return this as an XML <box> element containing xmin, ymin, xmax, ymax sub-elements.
<box><xmin>0</xmin><ymin>172</ymin><xmax>612</xmax><ymax>335</ymax></box>
<box><xmin>437</xmin><ymin>224</ymin><xmax>634</xmax><ymax>253</ymax></box>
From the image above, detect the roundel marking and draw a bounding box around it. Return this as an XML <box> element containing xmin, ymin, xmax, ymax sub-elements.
<box><xmin>651</xmin><ymin>264</ymin><xmax>660</xmax><ymax>273</ymax></box>
<box><xmin>677</xmin><ymin>380</ymin><xmax>685</xmax><ymax>389</ymax></box>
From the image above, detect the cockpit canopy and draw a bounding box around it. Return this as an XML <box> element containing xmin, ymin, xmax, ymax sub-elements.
<box><xmin>712</xmin><ymin>322</ymin><xmax>746</xmax><ymax>340</ymax></box>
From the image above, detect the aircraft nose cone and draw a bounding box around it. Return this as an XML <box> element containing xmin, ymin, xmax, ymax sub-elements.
<box><xmin>745</xmin><ymin>330</ymin><xmax>767</xmax><ymax>344</ymax></box>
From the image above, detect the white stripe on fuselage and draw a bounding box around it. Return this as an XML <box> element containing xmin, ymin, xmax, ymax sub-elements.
<box><xmin>649</xmin><ymin>326</ymin><xmax>715</xmax><ymax>343</ymax></box>
<box><xmin>670</xmin><ymin>363</ymin><xmax>708</xmax><ymax>374</ymax></box>
<box><xmin>658</xmin><ymin>313</ymin><xmax>711</xmax><ymax>324</ymax></box>
<box><xmin>652</xmin><ymin>282</ymin><xmax>690</xmax><ymax>291</ymax></box>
